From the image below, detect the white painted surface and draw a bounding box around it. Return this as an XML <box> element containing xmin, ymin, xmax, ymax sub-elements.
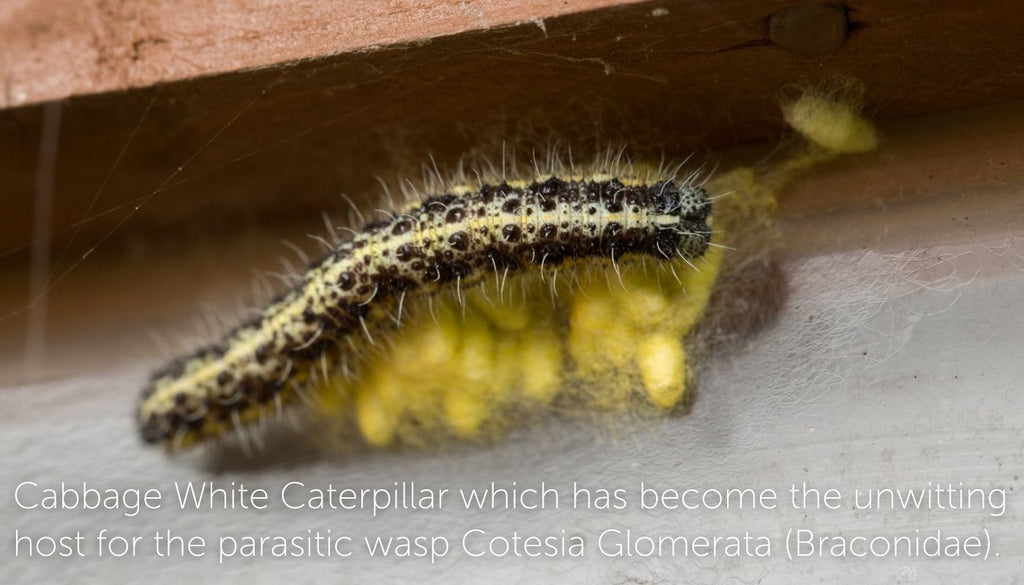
<box><xmin>4</xmin><ymin>231</ymin><xmax>1022</xmax><ymax>583</ymax></box>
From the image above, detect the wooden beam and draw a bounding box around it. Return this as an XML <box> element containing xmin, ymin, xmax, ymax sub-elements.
<box><xmin>1</xmin><ymin>0</ymin><xmax>1022</xmax><ymax>262</ymax></box>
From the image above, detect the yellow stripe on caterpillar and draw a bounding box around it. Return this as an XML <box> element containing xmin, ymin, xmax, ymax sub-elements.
<box><xmin>138</xmin><ymin>166</ymin><xmax>715</xmax><ymax>449</ymax></box>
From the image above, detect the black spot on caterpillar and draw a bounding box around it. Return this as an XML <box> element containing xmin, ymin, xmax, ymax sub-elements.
<box><xmin>137</xmin><ymin>173</ymin><xmax>712</xmax><ymax>449</ymax></box>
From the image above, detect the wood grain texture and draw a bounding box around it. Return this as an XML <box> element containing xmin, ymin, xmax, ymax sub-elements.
<box><xmin>1</xmin><ymin>0</ymin><xmax>1023</xmax><ymax>264</ymax></box>
<box><xmin>0</xmin><ymin>0</ymin><xmax>647</xmax><ymax>107</ymax></box>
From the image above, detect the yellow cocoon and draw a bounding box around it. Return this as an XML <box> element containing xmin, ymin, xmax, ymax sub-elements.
<box><xmin>783</xmin><ymin>94</ymin><xmax>878</xmax><ymax>154</ymax></box>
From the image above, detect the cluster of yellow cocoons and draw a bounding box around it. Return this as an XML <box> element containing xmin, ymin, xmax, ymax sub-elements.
<box><xmin>317</xmin><ymin>87</ymin><xmax>876</xmax><ymax>447</ymax></box>
<box><xmin>319</xmin><ymin>248</ymin><xmax>723</xmax><ymax>447</ymax></box>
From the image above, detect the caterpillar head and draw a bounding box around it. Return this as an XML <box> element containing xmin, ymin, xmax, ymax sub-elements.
<box><xmin>650</xmin><ymin>181</ymin><xmax>712</xmax><ymax>261</ymax></box>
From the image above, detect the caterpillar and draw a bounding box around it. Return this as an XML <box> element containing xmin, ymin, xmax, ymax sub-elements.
<box><xmin>137</xmin><ymin>162</ymin><xmax>714</xmax><ymax>450</ymax></box>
